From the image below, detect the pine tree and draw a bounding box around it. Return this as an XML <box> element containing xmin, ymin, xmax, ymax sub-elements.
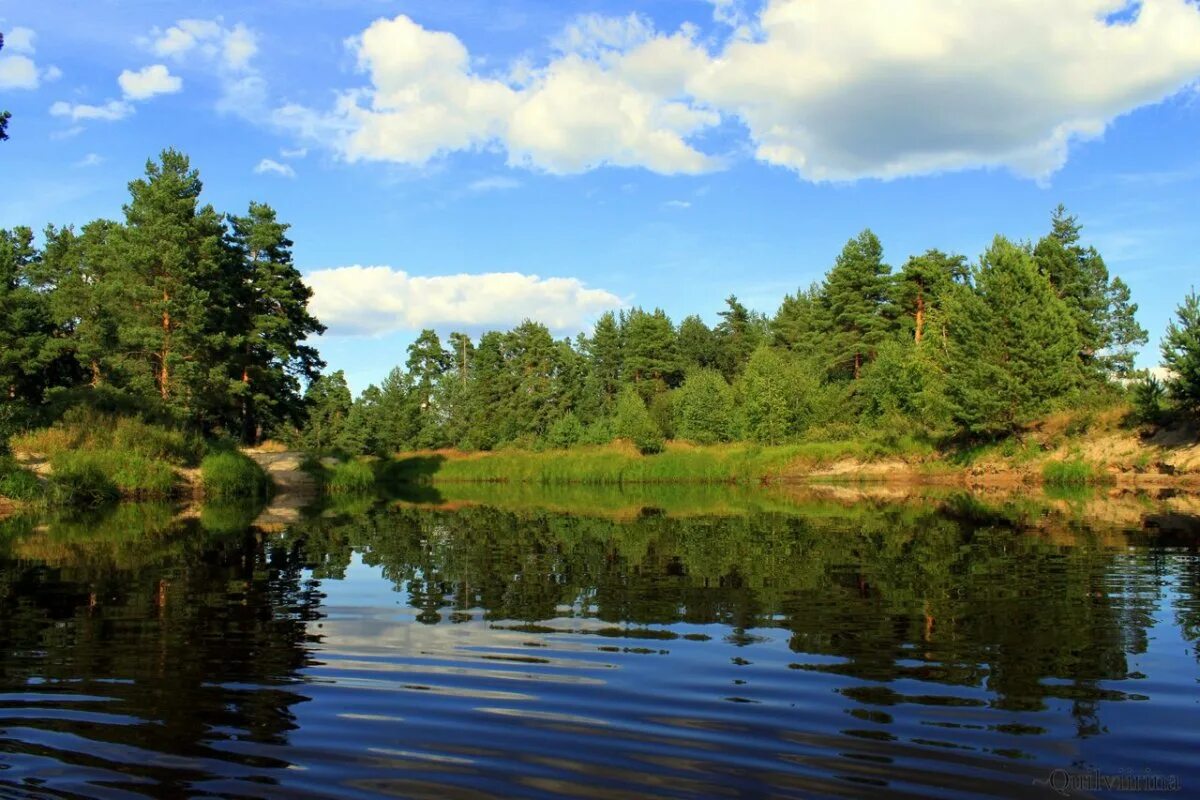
<box><xmin>714</xmin><ymin>295</ymin><xmax>764</xmax><ymax>378</ymax></box>
<box><xmin>228</xmin><ymin>202</ymin><xmax>325</xmax><ymax>442</ymax></box>
<box><xmin>623</xmin><ymin>308</ymin><xmax>681</xmax><ymax>391</ymax></box>
<box><xmin>505</xmin><ymin>320</ymin><xmax>559</xmax><ymax>439</ymax></box>
<box><xmin>0</xmin><ymin>227</ymin><xmax>57</xmax><ymax>407</ymax></box>
<box><xmin>946</xmin><ymin>237</ymin><xmax>1082</xmax><ymax>436</ymax></box>
<box><xmin>301</xmin><ymin>371</ymin><xmax>353</xmax><ymax>453</ymax></box>
<box><xmin>772</xmin><ymin>283</ymin><xmax>831</xmax><ymax>356</ymax></box>
<box><xmin>894</xmin><ymin>250</ymin><xmax>967</xmax><ymax>344</ymax></box>
<box><xmin>1161</xmin><ymin>289</ymin><xmax>1200</xmax><ymax>414</ymax></box>
<box><xmin>678</xmin><ymin>315</ymin><xmax>719</xmax><ymax>371</ymax></box>
<box><xmin>825</xmin><ymin>230</ymin><xmax>892</xmax><ymax>379</ymax></box>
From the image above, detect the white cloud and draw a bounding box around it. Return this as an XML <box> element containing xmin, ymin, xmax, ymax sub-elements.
<box><xmin>74</xmin><ymin>153</ymin><xmax>104</xmax><ymax>167</ymax></box>
<box><xmin>306</xmin><ymin>266</ymin><xmax>624</xmax><ymax>337</ymax></box>
<box><xmin>0</xmin><ymin>53</ymin><xmax>38</xmax><ymax>89</ymax></box>
<box><xmin>147</xmin><ymin>18</ymin><xmax>261</xmax><ymax>112</ymax></box>
<box><xmin>50</xmin><ymin>100</ymin><xmax>133</xmax><ymax>122</ymax></box>
<box><xmin>118</xmin><ymin>64</ymin><xmax>182</xmax><ymax>100</ymax></box>
<box><xmin>663</xmin><ymin>200</ymin><xmax>692</xmax><ymax>209</ymax></box>
<box><xmin>280</xmin><ymin>13</ymin><xmax>719</xmax><ymax>175</ymax></box>
<box><xmin>254</xmin><ymin>158</ymin><xmax>296</xmax><ymax>178</ymax></box>
<box><xmin>4</xmin><ymin>27</ymin><xmax>36</xmax><ymax>54</ymax></box>
<box><xmin>691</xmin><ymin>0</ymin><xmax>1200</xmax><ymax>180</ymax></box>
<box><xmin>280</xmin><ymin>146</ymin><xmax>308</xmax><ymax>159</ymax></box>
<box><xmin>280</xmin><ymin>2</ymin><xmax>1200</xmax><ymax>182</ymax></box>
<box><xmin>0</xmin><ymin>27</ymin><xmax>55</xmax><ymax>90</ymax></box>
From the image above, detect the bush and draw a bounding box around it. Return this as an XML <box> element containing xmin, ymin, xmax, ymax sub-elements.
<box><xmin>580</xmin><ymin>418</ymin><xmax>614</xmax><ymax>446</ymax></box>
<box><xmin>612</xmin><ymin>387</ymin><xmax>664</xmax><ymax>455</ymax></box>
<box><xmin>675</xmin><ymin>370</ymin><xmax>735</xmax><ymax>444</ymax></box>
<box><xmin>49</xmin><ymin>450</ymin><xmax>177</xmax><ymax>501</ymax></box>
<box><xmin>201</xmin><ymin>451</ymin><xmax>269</xmax><ymax>499</ymax></box>
<box><xmin>546</xmin><ymin>413</ymin><xmax>585</xmax><ymax>449</ymax></box>
<box><xmin>327</xmin><ymin>459</ymin><xmax>376</xmax><ymax>495</ymax></box>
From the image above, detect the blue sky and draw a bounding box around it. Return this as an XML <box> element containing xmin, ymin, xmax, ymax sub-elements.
<box><xmin>2</xmin><ymin>0</ymin><xmax>1200</xmax><ymax>392</ymax></box>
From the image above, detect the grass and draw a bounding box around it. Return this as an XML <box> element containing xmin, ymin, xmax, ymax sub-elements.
<box><xmin>386</xmin><ymin>438</ymin><xmax>933</xmax><ymax>486</ymax></box>
<box><xmin>12</xmin><ymin>409</ymin><xmax>204</xmax><ymax>466</ymax></box>
<box><xmin>49</xmin><ymin>450</ymin><xmax>177</xmax><ymax>503</ymax></box>
<box><xmin>1042</xmin><ymin>458</ymin><xmax>1105</xmax><ymax>487</ymax></box>
<box><xmin>200</xmin><ymin>450</ymin><xmax>270</xmax><ymax>499</ymax></box>
<box><xmin>326</xmin><ymin>459</ymin><xmax>377</xmax><ymax>494</ymax></box>
<box><xmin>0</xmin><ymin>456</ymin><xmax>44</xmax><ymax>503</ymax></box>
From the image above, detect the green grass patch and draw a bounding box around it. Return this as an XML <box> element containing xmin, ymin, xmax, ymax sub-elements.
<box><xmin>0</xmin><ymin>456</ymin><xmax>44</xmax><ymax>502</ymax></box>
<box><xmin>201</xmin><ymin>451</ymin><xmax>269</xmax><ymax>499</ymax></box>
<box><xmin>326</xmin><ymin>459</ymin><xmax>377</xmax><ymax>494</ymax></box>
<box><xmin>1042</xmin><ymin>458</ymin><xmax>1104</xmax><ymax>487</ymax></box>
<box><xmin>49</xmin><ymin>450</ymin><xmax>177</xmax><ymax>502</ymax></box>
<box><xmin>12</xmin><ymin>409</ymin><xmax>204</xmax><ymax>466</ymax></box>
<box><xmin>387</xmin><ymin>439</ymin><xmax>931</xmax><ymax>486</ymax></box>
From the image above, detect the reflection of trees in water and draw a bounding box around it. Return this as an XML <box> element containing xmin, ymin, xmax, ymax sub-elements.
<box><xmin>0</xmin><ymin>505</ymin><xmax>322</xmax><ymax>792</ymax></box>
<box><xmin>288</xmin><ymin>499</ymin><xmax>1166</xmax><ymax>737</ymax></box>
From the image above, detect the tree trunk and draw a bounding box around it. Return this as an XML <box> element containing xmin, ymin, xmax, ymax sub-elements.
<box><xmin>241</xmin><ymin>367</ymin><xmax>256</xmax><ymax>445</ymax></box>
<box><xmin>854</xmin><ymin>351</ymin><xmax>862</xmax><ymax>380</ymax></box>
<box><xmin>914</xmin><ymin>293</ymin><xmax>926</xmax><ymax>344</ymax></box>
<box><xmin>90</xmin><ymin>360</ymin><xmax>101</xmax><ymax>388</ymax></box>
<box><xmin>159</xmin><ymin>290</ymin><xmax>171</xmax><ymax>400</ymax></box>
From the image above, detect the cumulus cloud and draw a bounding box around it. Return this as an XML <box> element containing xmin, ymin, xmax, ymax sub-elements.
<box><xmin>280</xmin><ymin>13</ymin><xmax>719</xmax><ymax>175</ymax></box>
<box><xmin>281</xmin><ymin>2</ymin><xmax>1200</xmax><ymax>181</ymax></box>
<box><xmin>691</xmin><ymin>0</ymin><xmax>1200</xmax><ymax>180</ymax></box>
<box><xmin>0</xmin><ymin>25</ymin><xmax>58</xmax><ymax>90</ymax></box>
<box><xmin>118</xmin><ymin>64</ymin><xmax>182</xmax><ymax>100</ymax></box>
<box><xmin>306</xmin><ymin>267</ymin><xmax>624</xmax><ymax>337</ymax></box>
<box><xmin>254</xmin><ymin>158</ymin><xmax>296</xmax><ymax>178</ymax></box>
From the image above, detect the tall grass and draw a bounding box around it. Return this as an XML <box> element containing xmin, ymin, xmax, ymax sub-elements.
<box><xmin>1042</xmin><ymin>458</ymin><xmax>1103</xmax><ymax>487</ymax></box>
<box><xmin>388</xmin><ymin>439</ymin><xmax>930</xmax><ymax>486</ymax></box>
<box><xmin>0</xmin><ymin>456</ymin><xmax>44</xmax><ymax>502</ymax></box>
<box><xmin>49</xmin><ymin>450</ymin><xmax>177</xmax><ymax>502</ymax></box>
<box><xmin>326</xmin><ymin>460</ymin><xmax>377</xmax><ymax>494</ymax></box>
<box><xmin>12</xmin><ymin>409</ymin><xmax>204</xmax><ymax>465</ymax></box>
<box><xmin>200</xmin><ymin>451</ymin><xmax>270</xmax><ymax>499</ymax></box>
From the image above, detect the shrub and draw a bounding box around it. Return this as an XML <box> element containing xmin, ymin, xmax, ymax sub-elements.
<box><xmin>327</xmin><ymin>460</ymin><xmax>376</xmax><ymax>494</ymax></box>
<box><xmin>201</xmin><ymin>451</ymin><xmax>269</xmax><ymax>499</ymax></box>
<box><xmin>48</xmin><ymin>450</ymin><xmax>177</xmax><ymax>501</ymax></box>
<box><xmin>546</xmin><ymin>413</ymin><xmax>585</xmax><ymax>449</ymax></box>
<box><xmin>580</xmin><ymin>418</ymin><xmax>614</xmax><ymax>446</ymax></box>
<box><xmin>612</xmin><ymin>387</ymin><xmax>664</xmax><ymax>455</ymax></box>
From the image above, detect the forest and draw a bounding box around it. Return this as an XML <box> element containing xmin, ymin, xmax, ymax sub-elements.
<box><xmin>3</xmin><ymin>149</ymin><xmax>1200</xmax><ymax>476</ymax></box>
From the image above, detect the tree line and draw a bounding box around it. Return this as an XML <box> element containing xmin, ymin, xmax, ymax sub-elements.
<box><xmin>0</xmin><ymin>150</ymin><xmax>324</xmax><ymax>445</ymax></box>
<box><xmin>304</xmin><ymin>206</ymin><xmax>1158</xmax><ymax>455</ymax></box>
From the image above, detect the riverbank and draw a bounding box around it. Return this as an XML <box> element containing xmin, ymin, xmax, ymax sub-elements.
<box><xmin>383</xmin><ymin>411</ymin><xmax>1200</xmax><ymax>490</ymax></box>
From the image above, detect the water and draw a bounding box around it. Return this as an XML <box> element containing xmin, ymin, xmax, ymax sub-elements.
<box><xmin>1</xmin><ymin>487</ymin><xmax>1198</xmax><ymax>798</ymax></box>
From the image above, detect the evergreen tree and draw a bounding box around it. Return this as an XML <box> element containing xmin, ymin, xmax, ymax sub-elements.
<box><xmin>772</xmin><ymin>283</ymin><xmax>831</xmax><ymax>356</ymax></box>
<box><xmin>1034</xmin><ymin>205</ymin><xmax>1146</xmax><ymax>376</ymax></box>
<box><xmin>113</xmin><ymin>149</ymin><xmax>233</xmax><ymax>419</ymax></box>
<box><xmin>894</xmin><ymin>250</ymin><xmax>966</xmax><ymax>344</ymax></box>
<box><xmin>945</xmin><ymin>237</ymin><xmax>1082</xmax><ymax>436</ymax></box>
<box><xmin>1161</xmin><ymin>289</ymin><xmax>1200</xmax><ymax>414</ymax></box>
<box><xmin>505</xmin><ymin>320</ymin><xmax>559</xmax><ymax>439</ymax></box>
<box><xmin>583</xmin><ymin>311</ymin><xmax>623</xmax><ymax>410</ymax></box>
<box><xmin>825</xmin><ymin>230</ymin><xmax>892</xmax><ymax>379</ymax></box>
<box><xmin>675</xmin><ymin>369</ymin><xmax>735</xmax><ymax>444</ymax></box>
<box><xmin>714</xmin><ymin>295</ymin><xmax>764</xmax><ymax>378</ymax></box>
<box><xmin>0</xmin><ymin>227</ymin><xmax>58</xmax><ymax>408</ymax></box>
<box><xmin>228</xmin><ymin>202</ymin><xmax>325</xmax><ymax>442</ymax></box>
<box><xmin>301</xmin><ymin>371</ymin><xmax>353</xmax><ymax>452</ymax></box>
<box><xmin>678</xmin><ymin>315</ymin><xmax>719</xmax><ymax>371</ymax></box>
<box><xmin>623</xmin><ymin>308</ymin><xmax>681</xmax><ymax>392</ymax></box>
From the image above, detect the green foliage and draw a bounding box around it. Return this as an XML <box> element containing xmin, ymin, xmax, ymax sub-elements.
<box><xmin>675</xmin><ymin>370</ymin><xmax>735</xmax><ymax>444</ymax></box>
<box><xmin>327</xmin><ymin>460</ymin><xmax>377</xmax><ymax>495</ymax></box>
<box><xmin>201</xmin><ymin>451</ymin><xmax>269</xmax><ymax>499</ymax></box>
<box><xmin>612</xmin><ymin>386</ymin><xmax>664</xmax><ymax>455</ymax></box>
<box><xmin>945</xmin><ymin>237</ymin><xmax>1082</xmax><ymax>437</ymax></box>
<box><xmin>546</xmin><ymin>412</ymin><xmax>585</xmax><ymax>449</ymax></box>
<box><xmin>0</xmin><ymin>457</ymin><xmax>42</xmax><ymax>501</ymax></box>
<box><xmin>47</xmin><ymin>454</ymin><xmax>120</xmax><ymax>506</ymax></box>
<box><xmin>1132</xmin><ymin>374</ymin><xmax>1167</xmax><ymax>425</ymax></box>
<box><xmin>1161</xmin><ymin>289</ymin><xmax>1200</xmax><ymax>414</ymax></box>
<box><xmin>12</xmin><ymin>409</ymin><xmax>203</xmax><ymax>465</ymax></box>
<box><xmin>736</xmin><ymin>346</ymin><xmax>812</xmax><ymax>444</ymax></box>
<box><xmin>1042</xmin><ymin>459</ymin><xmax>1102</xmax><ymax>487</ymax></box>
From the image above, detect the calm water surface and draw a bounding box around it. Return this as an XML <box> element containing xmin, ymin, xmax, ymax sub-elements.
<box><xmin>1</xmin><ymin>487</ymin><xmax>1198</xmax><ymax>798</ymax></box>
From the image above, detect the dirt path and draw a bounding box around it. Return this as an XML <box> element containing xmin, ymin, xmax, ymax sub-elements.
<box><xmin>242</xmin><ymin>450</ymin><xmax>320</xmax><ymax>531</ymax></box>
